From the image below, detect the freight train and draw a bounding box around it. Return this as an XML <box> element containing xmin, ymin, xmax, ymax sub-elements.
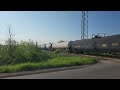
<box><xmin>41</xmin><ymin>34</ymin><xmax>120</xmax><ymax>54</ymax></box>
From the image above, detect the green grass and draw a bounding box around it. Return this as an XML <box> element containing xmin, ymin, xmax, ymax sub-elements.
<box><xmin>0</xmin><ymin>56</ymin><xmax>97</xmax><ymax>73</ymax></box>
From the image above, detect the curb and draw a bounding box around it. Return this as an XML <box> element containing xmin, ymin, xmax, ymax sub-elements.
<box><xmin>0</xmin><ymin>64</ymin><xmax>94</xmax><ymax>78</ymax></box>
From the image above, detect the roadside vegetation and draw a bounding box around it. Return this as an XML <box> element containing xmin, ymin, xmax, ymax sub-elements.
<box><xmin>0</xmin><ymin>54</ymin><xmax>97</xmax><ymax>73</ymax></box>
<box><xmin>0</xmin><ymin>40</ymin><xmax>97</xmax><ymax>73</ymax></box>
<box><xmin>0</xmin><ymin>25</ymin><xmax>97</xmax><ymax>73</ymax></box>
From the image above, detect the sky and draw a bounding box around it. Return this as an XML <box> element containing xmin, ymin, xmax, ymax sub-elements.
<box><xmin>0</xmin><ymin>11</ymin><xmax>120</xmax><ymax>45</ymax></box>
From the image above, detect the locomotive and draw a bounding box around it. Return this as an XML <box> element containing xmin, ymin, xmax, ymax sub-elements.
<box><xmin>41</xmin><ymin>34</ymin><xmax>120</xmax><ymax>54</ymax></box>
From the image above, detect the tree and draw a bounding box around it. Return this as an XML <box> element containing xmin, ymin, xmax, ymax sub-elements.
<box><xmin>5</xmin><ymin>24</ymin><xmax>17</xmax><ymax>60</ymax></box>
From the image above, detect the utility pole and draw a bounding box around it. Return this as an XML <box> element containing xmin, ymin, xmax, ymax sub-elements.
<box><xmin>81</xmin><ymin>11</ymin><xmax>88</xmax><ymax>39</ymax></box>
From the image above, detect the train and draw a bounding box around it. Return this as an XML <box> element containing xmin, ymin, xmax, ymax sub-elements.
<box><xmin>41</xmin><ymin>34</ymin><xmax>120</xmax><ymax>54</ymax></box>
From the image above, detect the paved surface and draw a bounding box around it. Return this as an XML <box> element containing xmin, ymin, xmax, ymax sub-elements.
<box><xmin>3</xmin><ymin>61</ymin><xmax>120</xmax><ymax>79</ymax></box>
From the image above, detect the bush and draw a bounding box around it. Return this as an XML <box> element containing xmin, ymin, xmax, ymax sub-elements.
<box><xmin>54</xmin><ymin>49</ymin><xmax>62</xmax><ymax>54</ymax></box>
<box><xmin>0</xmin><ymin>39</ymin><xmax>51</xmax><ymax>65</ymax></box>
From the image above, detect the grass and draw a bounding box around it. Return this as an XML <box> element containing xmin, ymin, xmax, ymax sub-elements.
<box><xmin>0</xmin><ymin>56</ymin><xmax>97</xmax><ymax>73</ymax></box>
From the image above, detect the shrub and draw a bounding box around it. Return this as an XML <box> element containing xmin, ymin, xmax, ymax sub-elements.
<box><xmin>0</xmin><ymin>39</ymin><xmax>50</xmax><ymax>65</ymax></box>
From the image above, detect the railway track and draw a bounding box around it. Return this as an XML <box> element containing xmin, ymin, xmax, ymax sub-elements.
<box><xmin>42</xmin><ymin>50</ymin><xmax>120</xmax><ymax>63</ymax></box>
<box><xmin>63</xmin><ymin>52</ymin><xmax>120</xmax><ymax>63</ymax></box>
<box><xmin>80</xmin><ymin>54</ymin><xmax>120</xmax><ymax>63</ymax></box>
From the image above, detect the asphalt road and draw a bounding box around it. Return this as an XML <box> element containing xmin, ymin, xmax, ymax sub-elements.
<box><xmin>3</xmin><ymin>61</ymin><xmax>120</xmax><ymax>79</ymax></box>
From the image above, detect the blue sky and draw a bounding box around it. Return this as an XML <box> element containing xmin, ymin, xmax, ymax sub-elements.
<box><xmin>0</xmin><ymin>11</ymin><xmax>119</xmax><ymax>45</ymax></box>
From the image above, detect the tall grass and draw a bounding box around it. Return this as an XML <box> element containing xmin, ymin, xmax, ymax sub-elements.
<box><xmin>0</xmin><ymin>56</ymin><xmax>97</xmax><ymax>73</ymax></box>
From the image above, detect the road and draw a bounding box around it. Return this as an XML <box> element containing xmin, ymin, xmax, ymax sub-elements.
<box><xmin>3</xmin><ymin>61</ymin><xmax>120</xmax><ymax>79</ymax></box>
